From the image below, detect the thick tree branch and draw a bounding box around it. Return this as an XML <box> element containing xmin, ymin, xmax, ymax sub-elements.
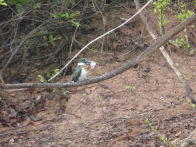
<box><xmin>134</xmin><ymin>0</ymin><xmax>196</xmax><ymax>104</ymax></box>
<box><xmin>0</xmin><ymin>14</ymin><xmax>195</xmax><ymax>104</ymax></box>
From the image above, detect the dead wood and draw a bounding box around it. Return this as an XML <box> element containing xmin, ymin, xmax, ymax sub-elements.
<box><xmin>134</xmin><ymin>0</ymin><xmax>196</xmax><ymax>104</ymax></box>
<box><xmin>0</xmin><ymin>14</ymin><xmax>195</xmax><ymax>104</ymax></box>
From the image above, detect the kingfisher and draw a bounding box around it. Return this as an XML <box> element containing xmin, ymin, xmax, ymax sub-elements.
<box><xmin>72</xmin><ymin>58</ymin><xmax>96</xmax><ymax>82</ymax></box>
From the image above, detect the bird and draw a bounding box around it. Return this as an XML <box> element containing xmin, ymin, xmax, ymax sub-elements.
<box><xmin>72</xmin><ymin>58</ymin><xmax>96</xmax><ymax>82</ymax></box>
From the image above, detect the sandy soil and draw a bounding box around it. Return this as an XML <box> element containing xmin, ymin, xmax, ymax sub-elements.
<box><xmin>0</xmin><ymin>51</ymin><xmax>196</xmax><ymax>147</ymax></box>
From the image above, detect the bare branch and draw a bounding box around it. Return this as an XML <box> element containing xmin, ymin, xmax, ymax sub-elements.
<box><xmin>134</xmin><ymin>0</ymin><xmax>196</xmax><ymax>104</ymax></box>
<box><xmin>1</xmin><ymin>14</ymin><xmax>195</xmax><ymax>105</ymax></box>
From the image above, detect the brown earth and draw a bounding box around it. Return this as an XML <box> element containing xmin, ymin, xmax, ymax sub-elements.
<box><xmin>0</xmin><ymin>51</ymin><xmax>196</xmax><ymax>147</ymax></box>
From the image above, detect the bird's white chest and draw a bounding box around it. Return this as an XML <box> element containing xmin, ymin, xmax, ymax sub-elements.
<box><xmin>78</xmin><ymin>68</ymin><xmax>88</xmax><ymax>81</ymax></box>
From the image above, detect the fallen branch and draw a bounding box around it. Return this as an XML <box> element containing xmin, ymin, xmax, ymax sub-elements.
<box><xmin>134</xmin><ymin>0</ymin><xmax>196</xmax><ymax>104</ymax></box>
<box><xmin>0</xmin><ymin>14</ymin><xmax>195</xmax><ymax>105</ymax></box>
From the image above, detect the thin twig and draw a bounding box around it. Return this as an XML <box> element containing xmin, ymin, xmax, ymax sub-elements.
<box><xmin>68</xmin><ymin>25</ymin><xmax>79</xmax><ymax>60</ymax></box>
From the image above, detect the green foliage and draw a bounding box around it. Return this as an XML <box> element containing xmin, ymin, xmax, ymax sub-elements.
<box><xmin>15</xmin><ymin>4</ymin><xmax>23</xmax><ymax>13</ymax></box>
<box><xmin>7</xmin><ymin>0</ymin><xmax>32</xmax><ymax>13</ymax></box>
<box><xmin>125</xmin><ymin>85</ymin><xmax>136</xmax><ymax>90</ymax></box>
<box><xmin>174</xmin><ymin>34</ymin><xmax>190</xmax><ymax>50</ymax></box>
<box><xmin>174</xmin><ymin>2</ymin><xmax>194</xmax><ymax>49</ymax></box>
<box><xmin>145</xmin><ymin>117</ymin><xmax>177</xmax><ymax>147</ymax></box>
<box><xmin>154</xmin><ymin>0</ymin><xmax>193</xmax><ymax>50</ymax></box>
<box><xmin>33</xmin><ymin>2</ymin><xmax>41</xmax><ymax>9</ymax></box>
<box><xmin>8</xmin><ymin>0</ymin><xmax>31</xmax><ymax>5</ymax></box>
<box><xmin>38</xmin><ymin>75</ymin><xmax>47</xmax><ymax>83</ymax></box>
<box><xmin>63</xmin><ymin>90</ymin><xmax>69</xmax><ymax>94</ymax></box>
<box><xmin>47</xmin><ymin>68</ymin><xmax>59</xmax><ymax>93</ymax></box>
<box><xmin>38</xmin><ymin>68</ymin><xmax>59</xmax><ymax>83</ymax></box>
<box><xmin>38</xmin><ymin>69</ymin><xmax>59</xmax><ymax>93</ymax></box>
<box><xmin>40</xmin><ymin>33</ymin><xmax>63</xmax><ymax>47</ymax></box>
<box><xmin>177</xmin><ymin>10</ymin><xmax>194</xmax><ymax>22</ymax></box>
<box><xmin>0</xmin><ymin>0</ymin><xmax>7</xmax><ymax>6</ymax></box>
<box><xmin>46</xmin><ymin>68</ymin><xmax>59</xmax><ymax>79</ymax></box>
<box><xmin>49</xmin><ymin>34</ymin><xmax>56</xmax><ymax>47</ymax></box>
<box><xmin>153</xmin><ymin>0</ymin><xmax>170</xmax><ymax>29</ymax></box>
<box><xmin>69</xmin><ymin>19</ymin><xmax>80</xmax><ymax>27</ymax></box>
<box><xmin>52</xmin><ymin>88</ymin><xmax>57</xmax><ymax>93</ymax></box>
<box><xmin>175</xmin><ymin>36</ymin><xmax>188</xmax><ymax>48</ymax></box>
<box><xmin>50</xmin><ymin>11</ymin><xmax>80</xmax><ymax>27</ymax></box>
<box><xmin>175</xmin><ymin>1</ymin><xmax>194</xmax><ymax>22</ymax></box>
<box><xmin>69</xmin><ymin>0</ymin><xmax>75</xmax><ymax>5</ymax></box>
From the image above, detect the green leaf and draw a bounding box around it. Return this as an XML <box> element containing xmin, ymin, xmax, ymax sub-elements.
<box><xmin>33</xmin><ymin>2</ymin><xmax>41</xmax><ymax>9</ymax></box>
<box><xmin>8</xmin><ymin>0</ymin><xmax>31</xmax><ymax>5</ymax></box>
<box><xmin>43</xmin><ymin>42</ymin><xmax>49</xmax><ymax>47</ymax></box>
<box><xmin>46</xmin><ymin>72</ymin><xmax>51</xmax><ymax>78</ymax></box>
<box><xmin>38</xmin><ymin>75</ymin><xmax>47</xmax><ymax>83</ymax></box>
<box><xmin>49</xmin><ymin>34</ymin><xmax>54</xmax><ymax>41</ymax></box>
<box><xmin>50</xmin><ymin>13</ymin><xmax>58</xmax><ymax>19</ymax></box>
<box><xmin>53</xmin><ymin>68</ymin><xmax>59</xmax><ymax>74</ymax></box>
<box><xmin>187</xmin><ymin>10</ymin><xmax>194</xmax><ymax>18</ymax></box>
<box><xmin>69</xmin><ymin>11</ymin><xmax>80</xmax><ymax>18</ymax></box>
<box><xmin>52</xmin><ymin>88</ymin><xmax>57</xmax><ymax>93</ymax></box>
<box><xmin>49</xmin><ymin>34</ymin><xmax>56</xmax><ymax>46</ymax></box>
<box><xmin>163</xmin><ymin>19</ymin><xmax>170</xmax><ymax>25</ymax></box>
<box><xmin>153</xmin><ymin>8</ymin><xmax>157</xmax><ymax>14</ymax></box>
<box><xmin>70</xmin><ymin>0</ymin><xmax>75</xmax><ymax>5</ymax></box>
<box><xmin>0</xmin><ymin>0</ymin><xmax>7</xmax><ymax>6</ymax></box>
<box><xmin>16</xmin><ymin>4</ymin><xmax>23</xmax><ymax>13</ymax></box>
<box><xmin>69</xmin><ymin>19</ymin><xmax>79</xmax><ymax>27</ymax></box>
<box><xmin>63</xmin><ymin>91</ymin><xmax>69</xmax><ymax>94</ymax></box>
<box><xmin>125</xmin><ymin>85</ymin><xmax>136</xmax><ymax>90</ymax></box>
<box><xmin>65</xmin><ymin>13</ymin><xmax>69</xmax><ymax>18</ymax></box>
<box><xmin>153</xmin><ymin>2</ymin><xmax>157</xmax><ymax>6</ymax></box>
<box><xmin>57</xmin><ymin>0</ymin><xmax>62</xmax><ymax>3</ymax></box>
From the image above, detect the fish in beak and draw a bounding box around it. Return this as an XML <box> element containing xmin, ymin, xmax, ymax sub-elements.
<box><xmin>86</xmin><ymin>60</ymin><xmax>97</xmax><ymax>69</ymax></box>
